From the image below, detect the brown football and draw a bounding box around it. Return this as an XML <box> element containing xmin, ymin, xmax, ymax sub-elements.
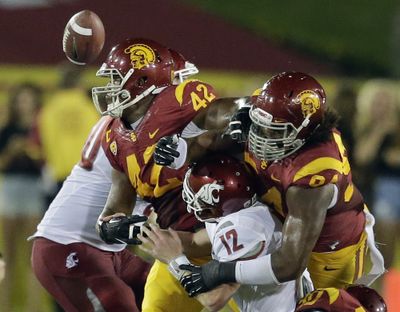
<box><xmin>62</xmin><ymin>10</ymin><xmax>105</xmax><ymax>65</ymax></box>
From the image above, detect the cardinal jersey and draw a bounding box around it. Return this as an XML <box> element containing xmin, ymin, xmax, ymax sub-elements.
<box><xmin>245</xmin><ymin>129</ymin><xmax>365</xmax><ymax>253</ymax></box>
<box><xmin>295</xmin><ymin>288</ymin><xmax>367</xmax><ymax>312</ymax></box>
<box><xmin>102</xmin><ymin>79</ymin><xmax>216</xmax><ymax>231</ymax></box>
<box><xmin>206</xmin><ymin>203</ymin><xmax>297</xmax><ymax>312</ymax></box>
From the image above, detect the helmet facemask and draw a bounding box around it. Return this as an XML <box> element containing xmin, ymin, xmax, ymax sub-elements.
<box><xmin>92</xmin><ymin>65</ymin><xmax>156</xmax><ymax>118</ymax></box>
<box><xmin>173</xmin><ymin>61</ymin><xmax>199</xmax><ymax>84</ymax></box>
<box><xmin>248</xmin><ymin>106</ymin><xmax>310</xmax><ymax>161</ymax></box>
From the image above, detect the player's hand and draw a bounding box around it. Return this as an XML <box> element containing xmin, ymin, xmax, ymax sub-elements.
<box><xmin>98</xmin><ymin>214</ymin><xmax>148</xmax><ymax>245</ymax></box>
<box><xmin>138</xmin><ymin>224</ymin><xmax>184</xmax><ymax>263</ymax></box>
<box><xmin>179</xmin><ymin>260</ymin><xmax>236</xmax><ymax>297</ymax></box>
<box><xmin>153</xmin><ymin>134</ymin><xmax>180</xmax><ymax>166</ymax></box>
<box><xmin>227</xmin><ymin>98</ymin><xmax>252</xmax><ymax>142</ymax></box>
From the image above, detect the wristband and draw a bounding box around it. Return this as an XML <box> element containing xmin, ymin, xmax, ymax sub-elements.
<box><xmin>168</xmin><ymin>255</ymin><xmax>191</xmax><ymax>280</ymax></box>
<box><xmin>168</xmin><ymin>137</ymin><xmax>187</xmax><ymax>170</ymax></box>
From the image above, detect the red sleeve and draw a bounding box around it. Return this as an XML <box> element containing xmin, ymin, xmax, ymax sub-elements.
<box><xmin>101</xmin><ymin>121</ymin><xmax>124</xmax><ymax>172</ymax></box>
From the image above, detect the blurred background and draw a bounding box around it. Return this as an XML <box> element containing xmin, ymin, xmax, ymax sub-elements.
<box><xmin>0</xmin><ymin>0</ymin><xmax>400</xmax><ymax>311</ymax></box>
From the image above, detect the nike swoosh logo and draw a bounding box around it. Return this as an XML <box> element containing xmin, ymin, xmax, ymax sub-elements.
<box><xmin>149</xmin><ymin>128</ymin><xmax>160</xmax><ymax>139</ymax></box>
<box><xmin>323</xmin><ymin>266</ymin><xmax>338</xmax><ymax>271</ymax></box>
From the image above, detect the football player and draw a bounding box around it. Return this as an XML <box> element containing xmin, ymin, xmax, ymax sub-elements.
<box><xmin>138</xmin><ymin>155</ymin><xmax>309</xmax><ymax>312</ymax></box>
<box><xmin>295</xmin><ymin>284</ymin><xmax>387</xmax><ymax>312</ymax></box>
<box><xmin>92</xmin><ymin>38</ymin><xmax>243</xmax><ymax>312</ymax></box>
<box><xmin>30</xmin><ymin>116</ymin><xmax>151</xmax><ymax>312</ymax></box>
<box><xmin>157</xmin><ymin>72</ymin><xmax>385</xmax><ymax>295</ymax></box>
<box><xmin>30</xmin><ymin>49</ymin><xmax>195</xmax><ymax>312</ymax></box>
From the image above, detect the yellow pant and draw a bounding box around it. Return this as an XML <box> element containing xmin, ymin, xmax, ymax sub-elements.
<box><xmin>308</xmin><ymin>231</ymin><xmax>368</xmax><ymax>288</ymax></box>
<box><xmin>142</xmin><ymin>260</ymin><xmax>204</xmax><ymax>312</ymax></box>
<box><xmin>142</xmin><ymin>259</ymin><xmax>240</xmax><ymax>312</ymax></box>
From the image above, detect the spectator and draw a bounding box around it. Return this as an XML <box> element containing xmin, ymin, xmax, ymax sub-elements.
<box><xmin>354</xmin><ymin>79</ymin><xmax>400</xmax><ymax>274</ymax></box>
<box><xmin>38</xmin><ymin>62</ymin><xmax>99</xmax><ymax>207</ymax></box>
<box><xmin>0</xmin><ymin>254</ymin><xmax>5</xmax><ymax>284</ymax></box>
<box><xmin>0</xmin><ymin>82</ymin><xmax>46</xmax><ymax>311</ymax></box>
<box><xmin>332</xmin><ymin>83</ymin><xmax>358</xmax><ymax>161</ymax></box>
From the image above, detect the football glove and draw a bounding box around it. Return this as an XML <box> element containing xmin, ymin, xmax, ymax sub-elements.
<box><xmin>153</xmin><ymin>134</ymin><xmax>180</xmax><ymax>166</ymax></box>
<box><xmin>179</xmin><ymin>260</ymin><xmax>236</xmax><ymax>297</ymax></box>
<box><xmin>227</xmin><ymin>98</ymin><xmax>252</xmax><ymax>142</ymax></box>
<box><xmin>98</xmin><ymin>215</ymin><xmax>148</xmax><ymax>245</ymax></box>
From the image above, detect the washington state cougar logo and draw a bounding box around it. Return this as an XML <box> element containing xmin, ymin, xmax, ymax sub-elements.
<box><xmin>66</xmin><ymin>252</ymin><xmax>79</xmax><ymax>269</ymax></box>
<box><xmin>124</xmin><ymin>44</ymin><xmax>156</xmax><ymax>69</ymax></box>
<box><xmin>196</xmin><ymin>181</ymin><xmax>224</xmax><ymax>206</ymax></box>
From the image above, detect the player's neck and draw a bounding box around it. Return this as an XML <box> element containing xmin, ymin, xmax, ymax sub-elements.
<box><xmin>122</xmin><ymin>95</ymin><xmax>155</xmax><ymax>125</ymax></box>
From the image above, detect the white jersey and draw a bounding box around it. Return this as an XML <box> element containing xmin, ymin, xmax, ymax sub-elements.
<box><xmin>205</xmin><ymin>203</ymin><xmax>297</xmax><ymax>312</ymax></box>
<box><xmin>31</xmin><ymin>118</ymin><xmax>149</xmax><ymax>252</ymax></box>
<box><xmin>31</xmin><ymin>118</ymin><xmax>203</xmax><ymax>252</ymax></box>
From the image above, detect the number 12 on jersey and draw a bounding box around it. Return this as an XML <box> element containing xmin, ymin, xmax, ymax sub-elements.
<box><xmin>219</xmin><ymin>229</ymin><xmax>244</xmax><ymax>255</ymax></box>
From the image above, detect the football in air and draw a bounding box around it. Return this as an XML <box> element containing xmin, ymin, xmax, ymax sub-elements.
<box><xmin>62</xmin><ymin>10</ymin><xmax>105</xmax><ymax>65</ymax></box>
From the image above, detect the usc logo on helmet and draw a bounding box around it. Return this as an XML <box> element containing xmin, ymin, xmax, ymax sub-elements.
<box><xmin>297</xmin><ymin>90</ymin><xmax>321</xmax><ymax>118</ymax></box>
<box><xmin>124</xmin><ymin>44</ymin><xmax>156</xmax><ymax>69</ymax></box>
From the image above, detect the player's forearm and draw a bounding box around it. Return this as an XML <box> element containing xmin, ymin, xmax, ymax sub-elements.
<box><xmin>177</xmin><ymin>229</ymin><xmax>211</xmax><ymax>258</ymax></box>
<box><xmin>99</xmin><ymin>205</ymin><xmax>133</xmax><ymax>219</ymax></box>
<box><xmin>236</xmin><ymin>217</ymin><xmax>322</xmax><ymax>285</ymax></box>
<box><xmin>196</xmin><ymin>283</ymin><xmax>239</xmax><ymax>312</ymax></box>
<box><xmin>270</xmin><ymin>240</ymin><xmax>311</xmax><ymax>282</ymax></box>
<box><xmin>272</xmin><ymin>214</ymin><xmax>325</xmax><ymax>282</ymax></box>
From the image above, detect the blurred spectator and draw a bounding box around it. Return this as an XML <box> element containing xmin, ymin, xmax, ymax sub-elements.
<box><xmin>332</xmin><ymin>83</ymin><xmax>358</xmax><ymax>161</ymax></box>
<box><xmin>354</xmin><ymin>80</ymin><xmax>400</xmax><ymax>271</ymax></box>
<box><xmin>0</xmin><ymin>254</ymin><xmax>5</xmax><ymax>284</ymax></box>
<box><xmin>38</xmin><ymin>62</ymin><xmax>99</xmax><ymax>207</ymax></box>
<box><xmin>0</xmin><ymin>102</ymin><xmax>9</xmax><ymax>130</ymax></box>
<box><xmin>0</xmin><ymin>82</ymin><xmax>46</xmax><ymax>311</ymax></box>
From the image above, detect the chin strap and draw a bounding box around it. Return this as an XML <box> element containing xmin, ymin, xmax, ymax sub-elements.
<box><xmin>102</xmin><ymin>85</ymin><xmax>157</xmax><ymax>117</ymax></box>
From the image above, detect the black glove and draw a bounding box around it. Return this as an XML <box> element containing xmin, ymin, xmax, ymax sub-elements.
<box><xmin>228</xmin><ymin>104</ymin><xmax>252</xmax><ymax>142</ymax></box>
<box><xmin>153</xmin><ymin>134</ymin><xmax>180</xmax><ymax>166</ymax></box>
<box><xmin>179</xmin><ymin>260</ymin><xmax>236</xmax><ymax>297</ymax></box>
<box><xmin>98</xmin><ymin>215</ymin><xmax>148</xmax><ymax>245</ymax></box>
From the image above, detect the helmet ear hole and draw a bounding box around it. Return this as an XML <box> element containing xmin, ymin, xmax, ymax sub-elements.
<box><xmin>137</xmin><ymin>76</ymin><xmax>148</xmax><ymax>87</ymax></box>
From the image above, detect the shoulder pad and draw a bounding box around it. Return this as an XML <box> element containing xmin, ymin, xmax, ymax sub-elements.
<box><xmin>174</xmin><ymin>79</ymin><xmax>217</xmax><ymax>108</ymax></box>
<box><xmin>290</xmin><ymin>138</ymin><xmax>348</xmax><ymax>188</ymax></box>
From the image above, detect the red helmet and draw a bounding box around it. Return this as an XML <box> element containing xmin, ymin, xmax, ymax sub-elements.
<box><xmin>168</xmin><ymin>48</ymin><xmax>199</xmax><ymax>84</ymax></box>
<box><xmin>248</xmin><ymin>72</ymin><xmax>327</xmax><ymax>161</ymax></box>
<box><xmin>346</xmin><ymin>285</ymin><xmax>387</xmax><ymax>312</ymax></box>
<box><xmin>92</xmin><ymin>38</ymin><xmax>174</xmax><ymax>117</ymax></box>
<box><xmin>182</xmin><ymin>155</ymin><xmax>257</xmax><ymax>222</ymax></box>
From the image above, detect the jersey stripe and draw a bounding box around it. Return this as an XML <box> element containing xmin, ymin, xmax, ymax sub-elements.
<box><xmin>332</xmin><ymin>132</ymin><xmax>350</xmax><ymax>174</ymax></box>
<box><xmin>175</xmin><ymin>79</ymin><xmax>198</xmax><ymax>105</ymax></box>
<box><xmin>293</xmin><ymin>157</ymin><xmax>343</xmax><ymax>182</ymax></box>
<box><xmin>244</xmin><ymin>151</ymin><xmax>258</xmax><ymax>173</ymax></box>
<box><xmin>344</xmin><ymin>183</ymin><xmax>354</xmax><ymax>202</ymax></box>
